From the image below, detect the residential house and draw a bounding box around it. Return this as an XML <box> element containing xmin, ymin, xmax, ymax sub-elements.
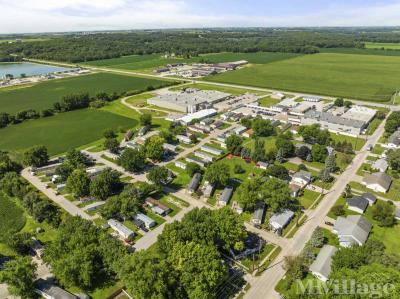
<box><xmin>124</xmin><ymin>130</ymin><xmax>134</xmax><ymax>141</ymax></box>
<box><xmin>201</xmin><ymin>145</ymin><xmax>223</xmax><ymax>156</ymax></box>
<box><xmin>371</xmin><ymin>158</ymin><xmax>388</xmax><ymax>173</ymax></box>
<box><xmin>386</xmin><ymin>129</ymin><xmax>400</xmax><ymax>149</ymax></box>
<box><xmin>194</xmin><ymin>151</ymin><xmax>215</xmax><ymax>162</ymax></box>
<box><xmin>138</xmin><ymin>126</ymin><xmax>150</xmax><ymax>137</ymax></box>
<box><xmin>175</xmin><ymin>161</ymin><xmax>187</xmax><ymax>170</ymax></box>
<box><xmin>185</xmin><ymin>156</ymin><xmax>207</xmax><ymax>167</ymax></box>
<box><xmin>187</xmin><ymin>173</ymin><xmax>202</xmax><ymax>193</ymax></box>
<box><xmin>30</xmin><ymin>238</ymin><xmax>44</xmax><ymax>258</ymax></box>
<box><xmin>333</xmin><ymin>215</ymin><xmax>372</xmax><ymax>247</ymax></box>
<box><xmin>211</xmin><ymin>120</ymin><xmax>224</xmax><ymax>129</ymax></box>
<box><xmin>362</xmin><ymin>172</ymin><xmax>392</xmax><ymax>193</ymax></box>
<box><xmin>232</xmin><ymin>201</ymin><xmax>243</xmax><ymax>214</ymax></box>
<box><xmin>309</xmin><ymin>245</ymin><xmax>337</xmax><ymax>282</ymax></box>
<box><xmin>203</xmin><ymin>182</ymin><xmax>215</xmax><ymax>198</ymax></box>
<box><xmin>252</xmin><ymin>202</ymin><xmax>265</xmax><ymax>227</ymax></box>
<box><xmin>271</xmin><ymin>92</ymin><xmax>285</xmax><ymax>100</ymax></box>
<box><xmin>269</xmin><ymin>209</ymin><xmax>295</xmax><ymax>234</ymax></box>
<box><xmin>361</xmin><ymin>193</ymin><xmax>377</xmax><ymax>205</ymax></box>
<box><xmin>346</xmin><ymin>196</ymin><xmax>369</xmax><ymax>214</ymax></box>
<box><xmin>200</xmin><ymin>118</ymin><xmax>214</xmax><ymax>126</ymax></box>
<box><xmin>35</xmin><ymin>279</ymin><xmax>78</xmax><ymax>299</ymax></box>
<box><xmin>303</xmin><ymin>96</ymin><xmax>322</xmax><ymax>102</ymax></box>
<box><xmin>291</xmin><ymin>171</ymin><xmax>312</xmax><ymax>188</ymax></box>
<box><xmin>84</xmin><ymin>201</ymin><xmax>106</xmax><ymax>212</ymax></box>
<box><xmin>289</xmin><ymin>184</ymin><xmax>301</xmax><ymax>197</ymax></box>
<box><xmin>219</xmin><ymin>186</ymin><xmax>234</xmax><ymax>206</ymax></box>
<box><xmin>243</xmin><ymin>129</ymin><xmax>254</xmax><ymax>138</ymax></box>
<box><xmin>108</xmin><ymin>219</ymin><xmax>135</xmax><ymax>240</ymax></box>
<box><xmin>177</xmin><ymin>135</ymin><xmax>192</xmax><ymax>144</ymax></box>
<box><xmin>135</xmin><ymin>213</ymin><xmax>156</xmax><ymax>229</ymax></box>
<box><xmin>145</xmin><ymin>197</ymin><xmax>171</xmax><ymax>216</ymax></box>
<box><xmin>163</xmin><ymin>143</ymin><xmax>177</xmax><ymax>153</ymax></box>
<box><xmin>256</xmin><ymin>161</ymin><xmax>269</xmax><ymax>170</ymax></box>
<box><xmin>234</xmin><ymin>126</ymin><xmax>247</xmax><ymax>135</ymax></box>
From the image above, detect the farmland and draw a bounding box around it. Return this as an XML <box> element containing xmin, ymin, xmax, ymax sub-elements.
<box><xmin>365</xmin><ymin>42</ymin><xmax>400</xmax><ymax>50</ymax></box>
<box><xmin>0</xmin><ymin>109</ymin><xmax>137</xmax><ymax>155</ymax></box>
<box><xmin>84</xmin><ymin>52</ymin><xmax>301</xmax><ymax>71</ymax></box>
<box><xmin>0</xmin><ymin>72</ymin><xmax>170</xmax><ymax>114</ymax></box>
<box><xmin>206</xmin><ymin>53</ymin><xmax>400</xmax><ymax>102</ymax></box>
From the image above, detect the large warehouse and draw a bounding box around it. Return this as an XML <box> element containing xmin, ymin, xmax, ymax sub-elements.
<box><xmin>147</xmin><ymin>88</ymin><xmax>230</xmax><ymax>113</ymax></box>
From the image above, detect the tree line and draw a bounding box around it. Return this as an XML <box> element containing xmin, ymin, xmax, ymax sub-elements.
<box><xmin>0</xmin><ymin>29</ymin><xmax>360</xmax><ymax>63</ymax></box>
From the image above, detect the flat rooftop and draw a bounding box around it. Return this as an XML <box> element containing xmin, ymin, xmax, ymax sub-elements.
<box><xmin>149</xmin><ymin>88</ymin><xmax>230</xmax><ymax>106</ymax></box>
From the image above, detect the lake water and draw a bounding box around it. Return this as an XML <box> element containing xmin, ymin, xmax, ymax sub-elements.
<box><xmin>0</xmin><ymin>62</ymin><xmax>71</xmax><ymax>78</ymax></box>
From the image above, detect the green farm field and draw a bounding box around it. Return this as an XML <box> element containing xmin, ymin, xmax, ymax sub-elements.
<box><xmin>365</xmin><ymin>42</ymin><xmax>400</xmax><ymax>50</ymax></box>
<box><xmin>206</xmin><ymin>53</ymin><xmax>400</xmax><ymax>102</ymax></box>
<box><xmin>0</xmin><ymin>72</ymin><xmax>169</xmax><ymax>114</ymax></box>
<box><xmin>0</xmin><ymin>193</ymin><xmax>26</xmax><ymax>242</ymax></box>
<box><xmin>0</xmin><ymin>109</ymin><xmax>137</xmax><ymax>155</ymax></box>
<box><xmin>84</xmin><ymin>52</ymin><xmax>301</xmax><ymax>71</ymax></box>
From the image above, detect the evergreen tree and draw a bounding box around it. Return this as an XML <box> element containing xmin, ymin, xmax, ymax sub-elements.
<box><xmin>325</xmin><ymin>153</ymin><xmax>337</xmax><ymax>173</ymax></box>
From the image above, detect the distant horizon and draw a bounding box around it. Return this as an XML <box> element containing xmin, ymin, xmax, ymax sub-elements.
<box><xmin>1</xmin><ymin>0</ymin><xmax>400</xmax><ymax>34</ymax></box>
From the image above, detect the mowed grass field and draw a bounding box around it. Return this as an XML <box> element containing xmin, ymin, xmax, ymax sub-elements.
<box><xmin>206</xmin><ymin>53</ymin><xmax>400</xmax><ymax>102</ymax></box>
<box><xmin>0</xmin><ymin>109</ymin><xmax>137</xmax><ymax>155</ymax></box>
<box><xmin>0</xmin><ymin>72</ymin><xmax>169</xmax><ymax>114</ymax></box>
<box><xmin>365</xmin><ymin>42</ymin><xmax>400</xmax><ymax>50</ymax></box>
<box><xmin>85</xmin><ymin>52</ymin><xmax>301</xmax><ymax>71</ymax></box>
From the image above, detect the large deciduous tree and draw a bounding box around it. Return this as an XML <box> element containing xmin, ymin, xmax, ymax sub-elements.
<box><xmin>23</xmin><ymin>145</ymin><xmax>49</xmax><ymax>167</ymax></box>
<box><xmin>204</xmin><ymin>163</ymin><xmax>230</xmax><ymax>187</ymax></box>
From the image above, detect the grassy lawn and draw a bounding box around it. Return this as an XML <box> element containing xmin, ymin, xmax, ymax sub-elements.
<box><xmin>243</xmin><ymin>136</ymin><xmax>277</xmax><ymax>152</ymax></box>
<box><xmin>258</xmin><ymin>96</ymin><xmax>281</xmax><ymax>107</ymax></box>
<box><xmin>0</xmin><ymin>72</ymin><xmax>169</xmax><ymax>114</ymax></box>
<box><xmin>299</xmin><ymin>190</ymin><xmax>321</xmax><ymax>209</ymax></box>
<box><xmin>221</xmin><ymin>156</ymin><xmax>262</xmax><ymax>182</ymax></box>
<box><xmin>152</xmin><ymin>193</ymin><xmax>182</xmax><ymax>217</ymax></box>
<box><xmin>241</xmin><ymin>243</ymin><xmax>276</xmax><ymax>272</ymax></box>
<box><xmin>0</xmin><ymin>109</ymin><xmax>137</xmax><ymax>156</ymax></box>
<box><xmin>206</xmin><ymin>53</ymin><xmax>400</xmax><ymax>102</ymax></box>
<box><xmin>365</xmin><ymin>42</ymin><xmax>400</xmax><ymax>50</ymax></box>
<box><xmin>336</xmin><ymin>152</ymin><xmax>354</xmax><ymax>171</ymax></box>
<box><xmin>125</xmin><ymin>93</ymin><xmax>155</xmax><ymax>107</ymax></box>
<box><xmin>255</xmin><ymin>246</ymin><xmax>282</xmax><ymax>276</ymax></box>
<box><xmin>0</xmin><ymin>193</ymin><xmax>26</xmax><ymax>242</ymax></box>
<box><xmin>166</xmin><ymin>162</ymin><xmax>191</xmax><ymax>189</ymax></box>
<box><xmin>283</xmin><ymin>214</ymin><xmax>307</xmax><ymax>238</ymax></box>
<box><xmin>372</xmin><ymin>144</ymin><xmax>385</xmax><ymax>155</ymax></box>
<box><xmin>366</xmin><ymin>117</ymin><xmax>383</xmax><ymax>135</ymax></box>
<box><xmin>330</xmin><ymin>134</ymin><xmax>366</xmax><ymax>151</ymax></box>
<box><xmin>170</xmin><ymin>82</ymin><xmax>262</xmax><ymax>96</ymax></box>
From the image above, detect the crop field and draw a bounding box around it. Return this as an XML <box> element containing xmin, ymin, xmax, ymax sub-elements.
<box><xmin>0</xmin><ymin>194</ymin><xmax>26</xmax><ymax>242</ymax></box>
<box><xmin>206</xmin><ymin>53</ymin><xmax>400</xmax><ymax>102</ymax></box>
<box><xmin>319</xmin><ymin>47</ymin><xmax>400</xmax><ymax>56</ymax></box>
<box><xmin>0</xmin><ymin>109</ymin><xmax>137</xmax><ymax>155</ymax></box>
<box><xmin>365</xmin><ymin>42</ymin><xmax>400</xmax><ymax>50</ymax></box>
<box><xmin>85</xmin><ymin>52</ymin><xmax>301</xmax><ymax>71</ymax></box>
<box><xmin>0</xmin><ymin>72</ymin><xmax>170</xmax><ymax>114</ymax></box>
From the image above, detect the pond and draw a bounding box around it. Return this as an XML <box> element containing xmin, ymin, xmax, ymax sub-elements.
<box><xmin>0</xmin><ymin>62</ymin><xmax>72</xmax><ymax>78</ymax></box>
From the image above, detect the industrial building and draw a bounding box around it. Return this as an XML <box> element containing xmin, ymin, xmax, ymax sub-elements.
<box><xmin>147</xmin><ymin>89</ymin><xmax>230</xmax><ymax>113</ymax></box>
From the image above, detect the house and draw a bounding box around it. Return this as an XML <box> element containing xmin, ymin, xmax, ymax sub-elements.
<box><xmin>108</xmin><ymin>219</ymin><xmax>135</xmax><ymax>240</ymax></box>
<box><xmin>194</xmin><ymin>151</ymin><xmax>215</xmax><ymax>162</ymax></box>
<box><xmin>126</xmin><ymin>142</ymin><xmax>140</xmax><ymax>150</ymax></box>
<box><xmin>203</xmin><ymin>182</ymin><xmax>215</xmax><ymax>198</ymax></box>
<box><xmin>395</xmin><ymin>208</ymin><xmax>400</xmax><ymax>221</ymax></box>
<box><xmin>232</xmin><ymin>201</ymin><xmax>243</xmax><ymax>214</ymax></box>
<box><xmin>201</xmin><ymin>145</ymin><xmax>223</xmax><ymax>156</ymax></box>
<box><xmin>200</xmin><ymin>118</ymin><xmax>214</xmax><ymax>126</ymax></box>
<box><xmin>219</xmin><ymin>186</ymin><xmax>234</xmax><ymax>206</ymax></box>
<box><xmin>30</xmin><ymin>238</ymin><xmax>44</xmax><ymax>258</ymax></box>
<box><xmin>211</xmin><ymin>120</ymin><xmax>224</xmax><ymax>129</ymax></box>
<box><xmin>361</xmin><ymin>193</ymin><xmax>377</xmax><ymax>205</ymax></box>
<box><xmin>35</xmin><ymin>279</ymin><xmax>78</xmax><ymax>299</ymax></box>
<box><xmin>163</xmin><ymin>143</ymin><xmax>177</xmax><ymax>153</ymax></box>
<box><xmin>124</xmin><ymin>130</ymin><xmax>134</xmax><ymax>141</ymax></box>
<box><xmin>221</xmin><ymin>112</ymin><xmax>234</xmax><ymax>121</ymax></box>
<box><xmin>269</xmin><ymin>209</ymin><xmax>295</xmax><ymax>233</ymax></box>
<box><xmin>135</xmin><ymin>213</ymin><xmax>156</xmax><ymax>229</ymax></box>
<box><xmin>346</xmin><ymin>196</ymin><xmax>369</xmax><ymax>214</ymax></box>
<box><xmin>303</xmin><ymin>96</ymin><xmax>322</xmax><ymax>102</ymax></box>
<box><xmin>145</xmin><ymin>197</ymin><xmax>171</xmax><ymax>216</ymax></box>
<box><xmin>291</xmin><ymin>171</ymin><xmax>312</xmax><ymax>187</ymax></box>
<box><xmin>84</xmin><ymin>201</ymin><xmax>106</xmax><ymax>212</ymax></box>
<box><xmin>175</xmin><ymin>161</ymin><xmax>186</xmax><ymax>170</ymax></box>
<box><xmin>271</xmin><ymin>92</ymin><xmax>285</xmax><ymax>100</ymax></box>
<box><xmin>371</xmin><ymin>158</ymin><xmax>388</xmax><ymax>173</ymax></box>
<box><xmin>177</xmin><ymin>135</ymin><xmax>192</xmax><ymax>144</ymax></box>
<box><xmin>242</xmin><ymin>129</ymin><xmax>254</xmax><ymax>138</ymax></box>
<box><xmin>188</xmin><ymin>173</ymin><xmax>202</xmax><ymax>193</ymax></box>
<box><xmin>386</xmin><ymin>129</ymin><xmax>400</xmax><ymax>149</ymax></box>
<box><xmin>185</xmin><ymin>156</ymin><xmax>207</xmax><ymax>167</ymax></box>
<box><xmin>309</xmin><ymin>245</ymin><xmax>337</xmax><ymax>282</ymax></box>
<box><xmin>289</xmin><ymin>183</ymin><xmax>301</xmax><ymax>197</ymax></box>
<box><xmin>333</xmin><ymin>215</ymin><xmax>372</xmax><ymax>247</ymax></box>
<box><xmin>138</xmin><ymin>126</ymin><xmax>149</xmax><ymax>137</ymax></box>
<box><xmin>256</xmin><ymin>161</ymin><xmax>269</xmax><ymax>170</ymax></box>
<box><xmin>234</xmin><ymin>126</ymin><xmax>247</xmax><ymax>135</ymax></box>
<box><xmin>362</xmin><ymin>172</ymin><xmax>392</xmax><ymax>193</ymax></box>
<box><xmin>252</xmin><ymin>202</ymin><xmax>265</xmax><ymax>227</ymax></box>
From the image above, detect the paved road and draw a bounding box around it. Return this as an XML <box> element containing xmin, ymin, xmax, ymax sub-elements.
<box><xmin>244</xmin><ymin>117</ymin><xmax>387</xmax><ymax>299</ymax></box>
<box><xmin>21</xmin><ymin>168</ymin><xmax>93</xmax><ymax>220</ymax></box>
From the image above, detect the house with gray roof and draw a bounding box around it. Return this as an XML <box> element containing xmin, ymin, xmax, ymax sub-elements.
<box><xmin>309</xmin><ymin>245</ymin><xmax>337</xmax><ymax>282</ymax></box>
<box><xmin>134</xmin><ymin>213</ymin><xmax>156</xmax><ymax>229</ymax></box>
<box><xmin>187</xmin><ymin>173</ymin><xmax>202</xmax><ymax>194</ymax></box>
<box><xmin>269</xmin><ymin>209</ymin><xmax>295</xmax><ymax>233</ymax></box>
<box><xmin>218</xmin><ymin>186</ymin><xmax>234</xmax><ymax>206</ymax></box>
<box><xmin>371</xmin><ymin>158</ymin><xmax>388</xmax><ymax>173</ymax></box>
<box><xmin>201</xmin><ymin>145</ymin><xmax>223</xmax><ymax>156</ymax></box>
<box><xmin>291</xmin><ymin>171</ymin><xmax>312</xmax><ymax>187</ymax></box>
<box><xmin>35</xmin><ymin>278</ymin><xmax>78</xmax><ymax>299</ymax></box>
<box><xmin>108</xmin><ymin>219</ymin><xmax>135</xmax><ymax>240</ymax></box>
<box><xmin>333</xmin><ymin>215</ymin><xmax>372</xmax><ymax>247</ymax></box>
<box><xmin>362</xmin><ymin>172</ymin><xmax>392</xmax><ymax>193</ymax></box>
<box><xmin>346</xmin><ymin>196</ymin><xmax>369</xmax><ymax>214</ymax></box>
<box><xmin>203</xmin><ymin>182</ymin><xmax>215</xmax><ymax>198</ymax></box>
<box><xmin>361</xmin><ymin>193</ymin><xmax>377</xmax><ymax>205</ymax></box>
<box><xmin>252</xmin><ymin>202</ymin><xmax>265</xmax><ymax>227</ymax></box>
<box><xmin>386</xmin><ymin>129</ymin><xmax>400</xmax><ymax>149</ymax></box>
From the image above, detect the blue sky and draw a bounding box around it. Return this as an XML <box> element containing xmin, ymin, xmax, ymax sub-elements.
<box><xmin>0</xmin><ymin>0</ymin><xmax>400</xmax><ymax>33</ymax></box>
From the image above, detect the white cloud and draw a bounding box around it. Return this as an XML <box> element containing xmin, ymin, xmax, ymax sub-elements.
<box><xmin>0</xmin><ymin>0</ymin><xmax>399</xmax><ymax>33</ymax></box>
